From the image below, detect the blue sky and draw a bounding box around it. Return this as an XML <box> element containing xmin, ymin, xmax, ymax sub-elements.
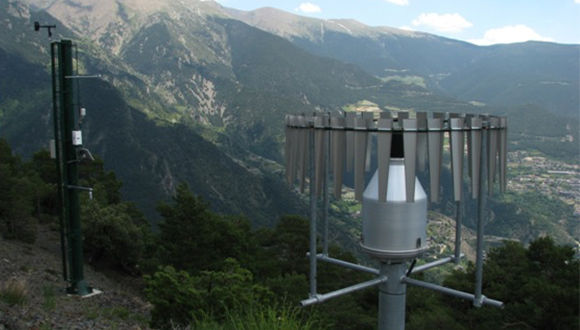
<box><xmin>216</xmin><ymin>0</ymin><xmax>580</xmax><ymax>45</ymax></box>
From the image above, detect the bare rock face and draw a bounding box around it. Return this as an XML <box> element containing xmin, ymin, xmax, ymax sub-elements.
<box><xmin>6</xmin><ymin>0</ymin><xmax>32</xmax><ymax>19</ymax></box>
<box><xmin>225</xmin><ymin>6</ymin><xmax>423</xmax><ymax>42</ymax></box>
<box><xmin>18</xmin><ymin>0</ymin><xmax>226</xmax><ymax>55</ymax></box>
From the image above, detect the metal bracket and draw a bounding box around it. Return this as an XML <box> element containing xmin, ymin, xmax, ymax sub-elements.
<box><xmin>66</xmin><ymin>185</ymin><xmax>93</xmax><ymax>199</ymax></box>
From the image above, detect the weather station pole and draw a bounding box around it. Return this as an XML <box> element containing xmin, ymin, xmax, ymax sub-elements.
<box><xmin>54</xmin><ymin>39</ymin><xmax>92</xmax><ymax>296</ymax></box>
<box><xmin>47</xmin><ymin>36</ymin><xmax>99</xmax><ymax>297</ymax></box>
<box><xmin>284</xmin><ymin>110</ymin><xmax>508</xmax><ymax>329</ymax></box>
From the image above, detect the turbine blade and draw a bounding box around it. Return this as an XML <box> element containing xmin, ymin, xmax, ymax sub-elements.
<box><xmin>354</xmin><ymin>117</ymin><xmax>368</xmax><ymax>201</ymax></box>
<box><xmin>450</xmin><ymin>118</ymin><xmax>465</xmax><ymax>202</ymax></box>
<box><xmin>378</xmin><ymin>118</ymin><xmax>393</xmax><ymax>202</ymax></box>
<box><xmin>331</xmin><ymin>116</ymin><xmax>346</xmax><ymax>199</ymax></box>
<box><xmin>470</xmin><ymin>117</ymin><xmax>483</xmax><ymax>199</ymax></box>
<box><xmin>403</xmin><ymin>119</ymin><xmax>418</xmax><ymax>203</ymax></box>
<box><xmin>427</xmin><ymin>118</ymin><xmax>444</xmax><ymax>202</ymax></box>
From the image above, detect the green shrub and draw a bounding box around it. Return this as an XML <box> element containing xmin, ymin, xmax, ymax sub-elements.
<box><xmin>144</xmin><ymin>265</ymin><xmax>206</xmax><ymax>329</ymax></box>
<box><xmin>0</xmin><ymin>278</ymin><xmax>28</xmax><ymax>306</ymax></box>
<box><xmin>144</xmin><ymin>259</ymin><xmax>271</xmax><ymax>330</ymax></box>
<box><xmin>156</xmin><ymin>184</ymin><xmax>257</xmax><ymax>273</ymax></box>
<box><xmin>81</xmin><ymin>200</ymin><xmax>145</xmax><ymax>267</ymax></box>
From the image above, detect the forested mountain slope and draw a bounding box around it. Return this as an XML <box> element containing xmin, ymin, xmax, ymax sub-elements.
<box><xmin>227</xmin><ymin>6</ymin><xmax>579</xmax><ymax>117</ymax></box>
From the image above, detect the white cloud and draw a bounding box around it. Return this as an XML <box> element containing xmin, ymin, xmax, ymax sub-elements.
<box><xmin>575</xmin><ymin>0</ymin><xmax>580</xmax><ymax>4</ymax></box>
<box><xmin>297</xmin><ymin>2</ymin><xmax>322</xmax><ymax>13</ymax></box>
<box><xmin>384</xmin><ymin>0</ymin><xmax>409</xmax><ymax>6</ymax></box>
<box><xmin>468</xmin><ymin>25</ymin><xmax>554</xmax><ymax>45</ymax></box>
<box><xmin>399</xmin><ymin>26</ymin><xmax>414</xmax><ymax>31</ymax></box>
<box><xmin>412</xmin><ymin>13</ymin><xmax>473</xmax><ymax>33</ymax></box>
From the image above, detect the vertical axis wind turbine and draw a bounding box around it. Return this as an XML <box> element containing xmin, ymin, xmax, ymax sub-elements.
<box><xmin>285</xmin><ymin>111</ymin><xmax>508</xmax><ymax>330</ymax></box>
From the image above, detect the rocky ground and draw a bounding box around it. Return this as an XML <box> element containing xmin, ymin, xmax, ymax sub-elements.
<box><xmin>0</xmin><ymin>225</ymin><xmax>151</xmax><ymax>330</ymax></box>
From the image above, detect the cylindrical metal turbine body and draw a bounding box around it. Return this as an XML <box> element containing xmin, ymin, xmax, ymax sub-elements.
<box><xmin>361</xmin><ymin>159</ymin><xmax>428</xmax><ymax>261</ymax></box>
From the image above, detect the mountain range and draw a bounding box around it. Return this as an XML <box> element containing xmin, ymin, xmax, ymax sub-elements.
<box><xmin>15</xmin><ymin>0</ymin><xmax>580</xmax><ymax>118</ymax></box>
<box><xmin>1</xmin><ymin>0</ymin><xmax>578</xmax><ymax>243</ymax></box>
<box><xmin>226</xmin><ymin>6</ymin><xmax>579</xmax><ymax>118</ymax></box>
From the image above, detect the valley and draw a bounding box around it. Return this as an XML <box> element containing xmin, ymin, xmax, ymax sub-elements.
<box><xmin>508</xmin><ymin>151</ymin><xmax>580</xmax><ymax>211</ymax></box>
<box><xmin>1</xmin><ymin>0</ymin><xmax>578</xmax><ymax>252</ymax></box>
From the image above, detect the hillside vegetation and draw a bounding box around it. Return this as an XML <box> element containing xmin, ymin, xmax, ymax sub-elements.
<box><xmin>0</xmin><ymin>139</ymin><xmax>578</xmax><ymax>329</ymax></box>
<box><xmin>2</xmin><ymin>0</ymin><xmax>578</xmax><ymax>234</ymax></box>
<box><xmin>1</xmin><ymin>24</ymin><xmax>578</xmax><ymax>275</ymax></box>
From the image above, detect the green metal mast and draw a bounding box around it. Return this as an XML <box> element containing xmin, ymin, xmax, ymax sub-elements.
<box><xmin>51</xmin><ymin>39</ymin><xmax>92</xmax><ymax>296</ymax></box>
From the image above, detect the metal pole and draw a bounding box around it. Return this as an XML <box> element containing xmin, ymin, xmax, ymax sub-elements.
<box><xmin>411</xmin><ymin>255</ymin><xmax>461</xmax><ymax>274</ymax></box>
<box><xmin>301</xmin><ymin>276</ymin><xmax>387</xmax><ymax>307</ymax></box>
<box><xmin>58</xmin><ymin>39</ymin><xmax>92</xmax><ymax>296</ymax></box>
<box><xmin>378</xmin><ymin>262</ymin><xmax>407</xmax><ymax>330</ymax></box>
<box><xmin>312</xmin><ymin>253</ymin><xmax>379</xmax><ymax>275</ymax></box>
<box><xmin>474</xmin><ymin>128</ymin><xmax>487</xmax><ymax>307</ymax></box>
<box><xmin>51</xmin><ymin>42</ymin><xmax>68</xmax><ymax>282</ymax></box>
<box><xmin>403</xmin><ymin>277</ymin><xmax>503</xmax><ymax>308</ymax></box>
<box><xmin>454</xmin><ymin>200</ymin><xmax>462</xmax><ymax>264</ymax></box>
<box><xmin>309</xmin><ymin>122</ymin><xmax>317</xmax><ymax>298</ymax></box>
<box><xmin>322</xmin><ymin>120</ymin><xmax>330</xmax><ymax>256</ymax></box>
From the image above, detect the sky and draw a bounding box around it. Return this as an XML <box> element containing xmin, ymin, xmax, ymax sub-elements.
<box><xmin>215</xmin><ymin>0</ymin><xmax>580</xmax><ymax>45</ymax></box>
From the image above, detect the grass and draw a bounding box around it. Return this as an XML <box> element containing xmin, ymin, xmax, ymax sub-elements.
<box><xmin>88</xmin><ymin>306</ymin><xmax>149</xmax><ymax>327</ymax></box>
<box><xmin>107</xmin><ymin>306</ymin><xmax>130</xmax><ymax>319</ymax></box>
<box><xmin>43</xmin><ymin>285</ymin><xmax>56</xmax><ymax>310</ymax></box>
<box><xmin>0</xmin><ymin>278</ymin><xmax>28</xmax><ymax>306</ymax></box>
<box><xmin>172</xmin><ymin>303</ymin><xmax>326</xmax><ymax>330</ymax></box>
<box><xmin>221</xmin><ymin>306</ymin><xmax>321</xmax><ymax>330</ymax></box>
<box><xmin>82</xmin><ymin>303</ymin><xmax>101</xmax><ymax>320</ymax></box>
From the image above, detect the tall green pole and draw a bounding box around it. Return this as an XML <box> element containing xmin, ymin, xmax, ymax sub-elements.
<box><xmin>54</xmin><ymin>39</ymin><xmax>92</xmax><ymax>296</ymax></box>
<box><xmin>51</xmin><ymin>42</ymin><xmax>68</xmax><ymax>283</ymax></box>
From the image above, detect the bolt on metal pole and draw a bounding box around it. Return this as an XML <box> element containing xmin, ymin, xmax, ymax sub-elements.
<box><xmin>474</xmin><ymin>128</ymin><xmax>487</xmax><ymax>307</ymax></box>
<box><xmin>378</xmin><ymin>262</ymin><xmax>407</xmax><ymax>330</ymax></box>
<box><xmin>309</xmin><ymin>122</ymin><xmax>317</xmax><ymax>298</ymax></box>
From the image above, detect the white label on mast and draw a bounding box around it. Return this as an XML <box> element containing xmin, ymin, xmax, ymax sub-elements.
<box><xmin>72</xmin><ymin>130</ymin><xmax>83</xmax><ymax>146</ymax></box>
